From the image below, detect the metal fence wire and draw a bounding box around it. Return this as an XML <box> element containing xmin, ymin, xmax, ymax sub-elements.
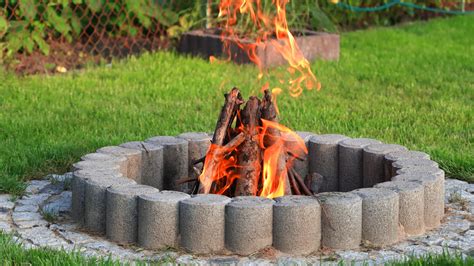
<box><xmin>0</xmin><ymin>0</ymin><xmax>189</xmax><ymax>73</ymax></box>
<box><xmin>1</xmin><ymin>0</ymin><xmax>471</xmax><ymax>74</ymax></box>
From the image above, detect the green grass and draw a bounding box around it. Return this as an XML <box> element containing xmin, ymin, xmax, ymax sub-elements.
<box><xmin>0</xmin><ymin>233</ymin><xmax>174</xmax><ymax>265</ymax></box>
<box><xmin>0</xmin><ymin>15</ymin><xmax>473</xmax><ymax>194</ymax></box>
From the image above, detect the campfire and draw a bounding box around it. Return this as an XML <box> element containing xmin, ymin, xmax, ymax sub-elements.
<box><xmin>182</xmin><ymin>87</ymin><xmax>309</xmax><ymax>198</ymax></box>
<box><xmin>179</xmin><ymin>0</ymin><xmax>321</xmax><ymax>198</ymax></box>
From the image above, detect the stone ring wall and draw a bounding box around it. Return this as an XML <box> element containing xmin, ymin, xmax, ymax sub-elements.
<box><xmin>71</xmin><ymin>132</ymin><xmax>445</xmax><ymax>255</ymax></box>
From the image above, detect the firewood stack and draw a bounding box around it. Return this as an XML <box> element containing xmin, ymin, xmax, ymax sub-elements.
<box><xmin>184</xmin><ymin>87</ymin><xmax>313</xmax><ymax>197</ymax></box>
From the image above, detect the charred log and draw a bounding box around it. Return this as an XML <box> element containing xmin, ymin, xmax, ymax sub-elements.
<box><xmin>234</xmin><ymin>97</ymin><xmax>262</xmax><ymax>196</ymax></box>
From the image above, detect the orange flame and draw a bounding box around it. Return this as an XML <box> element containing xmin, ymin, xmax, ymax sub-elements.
<box><xmin>199</xmin><ymin>0</ymin><xmax>316</xmax><ymax>198</ymax></box>
<box><xmin>198</xmin><ymin>117</ymin><xmax>307</xmax><ymax>198</ymax></box>
<box><xmin>216</xmin><ymin>0</ymin><xmax>320</xmax><ymax>97</ymax></box>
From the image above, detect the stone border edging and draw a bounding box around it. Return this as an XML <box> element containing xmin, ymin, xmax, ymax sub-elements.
<box><xmin>70</xmin><ymin>132</ymin><xmax>446</xmax><ymax>255</ymax></box>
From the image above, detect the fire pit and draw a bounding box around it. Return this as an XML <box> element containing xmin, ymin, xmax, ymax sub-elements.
<box><xmin>70</xmin><ymin>0</ymin><xmax>445</xmax><ymax>257</ymax></box>
<box><xmin>71</xmin><ymin>89</ymin><xmax>445</xmax><ymax>255</ymax></box>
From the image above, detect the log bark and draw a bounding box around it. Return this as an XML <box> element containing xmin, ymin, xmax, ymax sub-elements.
<box><xmin>234</xmin><ymin>96</ymin><xmax>262</xmax><ymax>196</ymax></box>
<box><xmin>260</xmin><ymin>90</ymin><xmax>292</xmax><ymax>195</ymax></box>
<box><xmin>212</xmin><ymin>87</ymin><xmax>243</xmax><ymax>146</ymax></box>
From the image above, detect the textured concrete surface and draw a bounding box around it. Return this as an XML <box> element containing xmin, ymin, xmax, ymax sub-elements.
<box><xmin>396</xmin><ymin>167</ymin><xmax>445</xmax><ymax>221</ymax></box>
<box><xmin>120</xmin><ymin>141</ymin><xmax>164</xmax><ymax>190</ymax></box>
<box><xmin>309</xmin><ymin>134</ymin><xmax>350</xmax><ymax>192</ymax></box>
<box><xmin>71</xmin><ymin>169</ymin><xmax>124</xmax><ymax>224</ymax></box>
<box><xmin>363</xmin><ymin>144</ymin><xmax>407</xmax><ymax>187</ymax></box>
<box><xmin>72</xmin><ymin>160</ymin><xmax>122</xmax><ymax>173</ymax></box>
<box><xmin>392</xmin><ymin>159</ymin><xmax>439</xmax><ymax>174</ymax></box>
<box><xmin>80</xmin><ymin>153</ymin><xmax>128</xmax><ymax>175</ymax></box>
<box><xmin>145</xmin><ymin>136</ymin><xmax>188</xmax><ymax>191</ymax></box>
<box><xmin>106</xmin><ymin>184</ymin><xmax>159</xmax><ymax>244</ymax></box>
<box><xmin>84</xmin><ymin>176</ymin><xmax>136</xmax><ymax>233</ymax></box>
<box><xmin>384</xmin><ymin>150</ymin><xmax>430</xmax><ymax>178</ymax></box>
<box><xmin>338</xmin><ymin>138</ymin><xmax>382</xmax><ymax>192</ymax></box>
<box><xmin>317</xmin><ymin>192</ymin><xmax>362</xmax><ymax>249</ymax></box>
<box><xmin>97</xmin><ymin>146</ymin><xmax>143</xmax><ymax>182</ymax></box>
<box><xmin>393</xmin><ymin>173</ymin><xmax>444</xmax><ymax>229</ymax></box>
<box><xmin>273</xmin><ymin>195</ymin><xmax>321</xmax><ymax>255</ymax></box>
<box><xmin>3</xmin><ymin>175</ymin><xmax>473</xmax><ymax>264</ymax></box>
<box><xmin>177</xmin><ymin>132</ymin><xmax>211</xmax><ymax>191</ymax></box>
<box><xmin>375</xmin><ymin>181</ymin><xmax>425</xmax><ymax>236</ymax></box>
<box><xmin>138</xmin><ymin>191</ymin><xmax>190</xmax><ymax>249</ymax></box>
<box><xmin>179</xmin><ymin>194</ymin><xmax>231</xmax><ymax>254</ymax></box>
<box><xmin>225</xmin><ymin>196</ymin><xmax>274</xmax><ymax>255</ymax></box>
<box><xmin>396</xmin><ymin>166</ymin><xmax>445</xmax><ymax>179</ymax></box>
<box><xmin>353</xmin><ymin>188</ymin><xmax>399</xmax><ymax>246</ymax></box>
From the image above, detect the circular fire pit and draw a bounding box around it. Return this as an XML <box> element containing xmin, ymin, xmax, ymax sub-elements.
<box><xmin>71</xmin><ymin>132</ymin><xmax>445</xmax><ymax>255</ymax></box>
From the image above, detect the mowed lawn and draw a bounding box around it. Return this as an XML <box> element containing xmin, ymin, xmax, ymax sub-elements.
<box><xmin>0</xmin><ymin>15</ymin><xmax>473</xmax><ymax>194</ymax></box>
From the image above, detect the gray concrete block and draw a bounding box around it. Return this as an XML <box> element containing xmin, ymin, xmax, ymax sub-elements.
<box><xmin>145</xmin><ymin>136</ymin><xmax>188</xmax><ymax>191</ymax></box>
<box><xmin>179</xmin><ymin>194</ymin><xmax>231</xmax><ymax>254</ymax></box>
<box><xmin>308</xmin><ymin>172</ymin><xmax>324</xmax><ymax>194</ymax></box>
<box><xmin>273</xmin><ymin>195</ymin><xmax>321</xmax><ymax>255</ymax></box>
<box><xmin>72</xmin><ymin>160</ymin><xmax>122</xmax><ymax>173</ymax></box>
<box><xmin>352</xmin><ymin>188</ymin><xmax>399</xmax><ymax>246</ymax></box>
<box><xmin>120</xmin><ymin>141</ymin><xmax>164</xmax><ymax>190</ymax></box>
<box><xmin>392</xmin><ymin>173</ymin><xmax>444</xmax><ymax>229</ymax></box>
<box><xmin>316</xmin><ymin>192</ymin><xmax>362</xmax><ymax>249</ymax></box>
<box><xmin>138</xmin><ymin>191</ymin><xmax>190</xmax><ymax>249</ymax></box>
<box><xmin>338</xmin><ymin>138</ymin><xmax>382</xmax><ymax>192</ymax></box>
<box><xmin>362</xmin><ymin>144</ymin><xmax>407</xmax><ymax>187</ymax></box>
<box><xmin>375</xmin><ymin>181</ymin><xmax>425</xmax><ymax>236</ymax></box>
<box><xmin>309</xmin><ymin>134</ymin><xmax>350</xmax><ymax>192</ymax></box>
<box><xmin>177</xmin><ymin>132</ymin><xmax>211</xmax><ymax>191</ymax></box>
<box><xmin>392</xmin><ymin>159</ymin><xmax>439</xmax><ymax>175</ymax></box>
<box><xmin>396</xmin><ymin>166</ymin><xmax>444</xmax><ymax>179</ymax></box>
<box><xmin>225</xmin><ymin>196</ymin><xmax>274</xmax><ymax>255</ymax></box>
<box><xmin>84</xmin><ymin>176</ymin><xmax>136</xmax><ymax>233</ymax></box>
<box><xmin>80</xmin><ymin>152</ymin><xmax>128</xmax><ymax>175</ymax></box>
<box><xmin>106</xmin><ymin>184</ymin><xmax>159</xmax><ymax>244</ymax></box>
<box><xmin>384</xmin><ymin>150</ymin><xmax>430</xmax><ymax>178</ymax></box>
<box><xmin>394</xmin><ymin>166</ymin><xmax>444</xmax><ymax>227</ymax></box>
<box><xmin>97</xmin><ymin>146</ymin><xmax>143</xmax><ymax>182</ymax></box>
<box><xmin>71</xmin><ymin>169</ymin><xmax>124</xmax><ymax>225</ymax></box>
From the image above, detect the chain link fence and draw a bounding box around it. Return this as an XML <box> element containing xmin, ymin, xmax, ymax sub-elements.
<box><xmin>1</xmin><ymin>0</ymin><xmax>471</xmax><ymax>74</ymax></box>
<box><xmin>0</xmin><ymin>0</ymin><xmax>195</xmax><ymax>74</ymax></box>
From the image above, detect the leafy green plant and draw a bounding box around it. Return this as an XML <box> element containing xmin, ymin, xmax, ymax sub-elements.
<box><xmin>318</xmin><ymin>0</ymin><xmax>448</xmax><ymax>30</ymax></box>
<box><xmin>0</xmin><ymin>0</ymin><xmax>181</xmax><ymax>59</ymax></box>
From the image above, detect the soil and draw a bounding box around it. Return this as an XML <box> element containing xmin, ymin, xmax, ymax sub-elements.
<box><xmin>6</xmin><ymin>35</ymin><xmax>169</xmax><ymax>75</ymax></box>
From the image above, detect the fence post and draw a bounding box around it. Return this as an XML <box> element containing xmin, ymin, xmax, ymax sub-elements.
<box><xmin>206</xmin><ymin>0</ymin><xmax>213</xmax><ymax>29</ymax></box>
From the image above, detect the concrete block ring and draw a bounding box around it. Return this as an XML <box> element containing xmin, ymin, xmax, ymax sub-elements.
<box><xmin>71</xmin><ymin>132</ymin><xmax>444</xmax><ymax>254</ymax></box>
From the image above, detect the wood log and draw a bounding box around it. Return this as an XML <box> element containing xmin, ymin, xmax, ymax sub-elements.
<box><xmin>291</xmin><ymin>168</ymin><xmax>313</xmax><ymax>196</ymax></box>
<box><xmin>234</xmin><ymin>96</ymin><xmax>262</xmax><ymax>196</ymax></box>
<box><xmin>212</xmin><ymin>87</ymin><xmax>243</xmax><ymax>146</ymax></box>
<box><xmin>197</xmin><ymin>88</ymin><xmax>242</xmax><ymax>194</ymax></box>
<box><xmin>288</xmin><ymin>170</ymin><xmax>301</xmax><ymax>195</ymax></box>
<box><xmin>260</xmin><ymin>90</ymin><xmax>292</xmax><ymax>195</ymax></box>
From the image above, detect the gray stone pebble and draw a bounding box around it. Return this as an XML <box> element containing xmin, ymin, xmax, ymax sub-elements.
<box><xmin>0</xmin><ymin>194</ymin><xmax>15</xmax><ymax>211</ymax></box>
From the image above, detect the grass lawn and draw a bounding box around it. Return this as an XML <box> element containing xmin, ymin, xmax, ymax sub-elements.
<box><xmin>0</xmin><ymin>15</ymin><xmax>473</xmax><ymax>195</ymax></box>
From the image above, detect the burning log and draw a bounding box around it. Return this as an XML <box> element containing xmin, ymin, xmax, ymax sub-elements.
<box><xmin>195</xmin><ymin>87</ymin><xmax>307</xmax><ymax>198</ymax></box>
<box><xmin>235</xmin><ymin>97</ymin><xmax>262</xmax><ymax>196</ymax></box>
<box><xmin>212</xmin><ymin>87</ymin><xmax>243</xmax><ymax>146</ymax></box>
<box><xmin>260</xmin><ymin>90</ymin><xmax>292</xmax><ymax>196</ymax></box>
